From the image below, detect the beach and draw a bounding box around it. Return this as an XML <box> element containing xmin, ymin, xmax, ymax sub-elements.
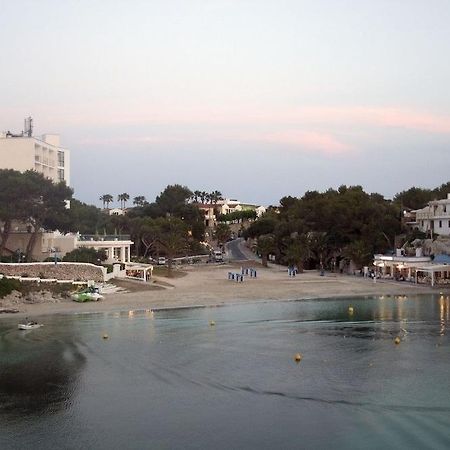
<box><xmin>1</xmin><ymin>262</ymin><xmax>446</xmax><ymax>318</ymax></box>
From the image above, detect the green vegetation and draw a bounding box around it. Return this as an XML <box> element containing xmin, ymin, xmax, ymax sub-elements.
<box><xmin>63</xmin><ymin>248</ymin><xmax>107</xmax><ymax>264</ymax></box>
<box><xmin>0</xmin><ymin>278</ymin><xmax>21</xmax><ymax>298</ymax></box>
<box><xmin>0</xmin><ymin>169</ymin><xmax>73</xmax><ymax>261</ymax></box>
<box><xmin>0</xmin><ymin>277</ymin><xmax>73</xmax><ymax>299</ymax></box>
<box><xmin>217</xmin><ymin>209</ymin><xmax>257</xmax><ymax>223</ymax></box>
<box><xmin>214</xmin><ymin>223</ymin><xmax>232</xmax><ymax>245</ymax></box>
<box><xmin>393</xmin><ymin>182</ymin><xmax>450</xmax><ymax>209</ymax></box>
<box><xmin>244</xmin><ymin>185</ymin><xmax>404</xmax><ymax>270</ymax></box>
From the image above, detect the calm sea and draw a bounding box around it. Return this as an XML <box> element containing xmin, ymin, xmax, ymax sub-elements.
<box><xmin>1</xmin><ymin>294</ymin><xmax>450</xmax><ymax>449</ymax></box>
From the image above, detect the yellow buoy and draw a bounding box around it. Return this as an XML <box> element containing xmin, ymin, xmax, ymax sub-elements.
<box><xmin>294</xmin><ymin>352</ymin><xmax>302</xmax><ymax>363</ymax></box>
<box><xmin>103</xmin><ymin>334</ymin><xmax>109</xmax><ymax>339</ymax></box>
<box><xmin>348</xmin><ymin>306</ymin><xmax>354</xmax><ymax>314</ymax></box>
<box><xmin>209</xmin><ymin>321</ymin><xmax>215</xmax><ymax>327</ymax></box>
<box><xmin>394</xmin><ymin>336</ymin><xmax>401</xmax><ymax>345</ymax></box>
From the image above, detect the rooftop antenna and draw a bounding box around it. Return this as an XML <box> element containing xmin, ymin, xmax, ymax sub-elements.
<box><xmin>24</xmin><ymin>116</ymin><xmax>33</xmax><ymax>137</ymax></box>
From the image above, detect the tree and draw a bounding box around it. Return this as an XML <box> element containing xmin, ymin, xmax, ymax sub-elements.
<box><xmin>63</xmin><ymin>247</ymin><xmax>107</xmax><ymax>264</ymax></box>
<box><xmin>21</xmin><ymin>171</ymin><xmax>73</xmax><ymax>261</ymax></box>
<box><xmin>191</xmin><ymin>190</ymin><xmax>202</xmax><ymax>203</ymax></box>
<box><xmin>254</xmin><ymin>234</ymin><xmax>275</xmax><ymax>267</ymax></box>
<box><xmin>100</xmin><ymin>194</ymin><xmax>113</xmax><ymax>209</ymax></box>
<box><xmin>118</xmin><ymin>193</ymin><xmax>130</xmax><ymax>209</ymax></box>
<box><xmin>210</xmin><ymin>190</ymin><xmax>223</xmax><ymax>205</ymax></box>
<box><xmin>0</xmin><ymin>169</ymin><xmax>29</xmax><ymax>255</ymax></box>
<box><xmin>133</xmin><ymin>196</ymin><xmax>146</xmax><ymax>207</ymax></box>
<box><xmin>154</xmin><ymin>217</ymin><xmax>189</xmax><ymax>276</ymax></box>
<box><xmin>214</xmin><ymin>223</ymin><xmax>231</xmax><ymax>245</ymax></box>
<box><xmin>155</xmin><ymin>184</ymin><xmax>192</xmax><ymax>216</ymax></box>
<box><xmin>285</xmin><ymin>235</ymin><xmax>312</xmax><ymax>273</ymax></box>
<box><xmin>343</xmin><ymin>240</ymin><xmax>372</xmax><ymax>269</ymax></box>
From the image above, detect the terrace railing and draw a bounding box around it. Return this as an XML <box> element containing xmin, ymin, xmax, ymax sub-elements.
<box><xmin>78</xmin><ymin>235</ymin><xmax>131</xmax><ymax>242</ymax></box>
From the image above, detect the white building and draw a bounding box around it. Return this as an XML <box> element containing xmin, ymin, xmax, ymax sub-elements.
<box><xmin>0</xmin><ymin>124</ymin><xmax>70</xmax><ymax>185</ymax></box>
<box><xmin>4</xmin><ymin>231</ymin><xmax>133</xmax><ymax>263</ymax></box>
<box><xmin>415</xmin><ymin>194</ymin><xmax>450</xmax><ymax>236</ymax></box>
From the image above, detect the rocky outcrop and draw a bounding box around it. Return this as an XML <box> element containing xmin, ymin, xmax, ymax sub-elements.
<box><xmin>416</xmin><ymin>236</ymin><xmax>450</xmax><ymax>256</ymax></box>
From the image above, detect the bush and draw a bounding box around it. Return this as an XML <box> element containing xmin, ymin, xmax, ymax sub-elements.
<box><xmin>0</xmin><ymin>278</ymin><xmax>21</xmax><ymax>298</ymax></box>
<box><xmin>63</xmin><ymin>248</ymin><xmax>107</xmax><ymax>264</ymax></box>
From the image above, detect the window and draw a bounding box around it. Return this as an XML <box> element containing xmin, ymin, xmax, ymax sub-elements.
<box><xmin>421</xmin><ymin>221</ymin><xmax>424</xmax><ymax>227</ymax></box>
<box><xmin>57</xmin><ymin>169</ymin><xmax>64</xmax><ymax>181</ymax></box>
<box><xmin>439</xmin><ymin>220</ymin><xmax>442</xmax><ymax>228</ymax></box>
<box><xmin>57</xmin><ymin>151</ymin><xmax>65</xmax><ymax>167</ymax></box>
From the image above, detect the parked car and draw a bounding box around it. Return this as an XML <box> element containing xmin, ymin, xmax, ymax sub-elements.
<box><xmin>157</xmin><ymin>256</ymin><xmax>166</xmax><ymax>265</ymax></box>
<box><xmin>213</xmin><ymin>250</ymin><xmax>223</xmax><ymax>262</ymax></box>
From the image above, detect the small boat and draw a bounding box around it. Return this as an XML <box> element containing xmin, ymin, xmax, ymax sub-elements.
<box><xmin>71</xmin><ymin>289</ymin><xmax>104</xmax><ymax>302</ymax></box>
<box><xmin>18</xmin><ymin>322</ymin><xmax>43</xmax><ymax>330</ymax></box>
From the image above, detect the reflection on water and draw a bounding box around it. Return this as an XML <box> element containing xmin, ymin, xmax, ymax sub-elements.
<box><xmin>0</xmin><ymin>319</ymin><xmax>86</xmax><ymax>416</ymax></box>
<box><xmin>0</xmin><ymin>294</ymin><xmax>450</xmax><ymax>450</ymax></box>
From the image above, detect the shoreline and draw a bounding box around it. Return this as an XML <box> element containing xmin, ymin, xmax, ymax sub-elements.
<box><xmin>1</xmin><ymin>264</ymin><xmax>448</xmax><ymax>319</ymax></box>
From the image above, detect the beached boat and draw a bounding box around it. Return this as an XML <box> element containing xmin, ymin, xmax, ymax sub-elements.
<box><xmin>71</xmin><ymin>289</ymin><xmax>104</xmax><ymax>302</ymax></box>
<box><xmin>18</xmin><ymin>322</ymin><xmax>43</xmax><ymax>330</ymax></box>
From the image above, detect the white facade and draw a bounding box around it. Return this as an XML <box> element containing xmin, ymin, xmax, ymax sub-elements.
<box><xmin>415</xmin><ymin>194</ymin><xmax>450</xmax><ymax>236</ymax></box>
<box><xmin>0</xmin><ymin>133</ymin><xmax>70</xmax><ymax>185</ymax></box>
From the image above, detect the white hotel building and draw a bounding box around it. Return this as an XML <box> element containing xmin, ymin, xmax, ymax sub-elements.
<box><xmin>415</xmin><ymin>194</ymin><xmax>450</xmax><ymax>237</ymax></box>
<box><xmin>0</xmin><ymin>132</ymin><xmax>70</xmax><ymax>185</ymax></box>
<box><xmin>0</xmin><ymin>125</ymin><xmax>135</xmax><ymax>263</ymax></box>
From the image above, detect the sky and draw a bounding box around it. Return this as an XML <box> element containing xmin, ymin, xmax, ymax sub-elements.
<box><xmin>1</xmin><ymin>0</ymin><xmax>450</xmax><ymax>207</ymax></box>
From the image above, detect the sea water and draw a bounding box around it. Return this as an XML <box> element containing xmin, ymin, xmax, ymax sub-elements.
<box><xmin>1</xmin><ymin>294</ymin><xmax>450</xmax><ymax>449</ymax></box>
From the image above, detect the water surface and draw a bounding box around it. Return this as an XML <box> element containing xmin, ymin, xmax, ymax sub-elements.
<box><xmin>1</xmin><ymin>294</ymin><xmax>450</xmax><ymax>449</ymax></box>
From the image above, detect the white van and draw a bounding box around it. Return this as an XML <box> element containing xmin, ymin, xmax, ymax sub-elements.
<box><xmin>214</xmin><ymin>250</ymin><xmax>223</xmax><ymax>262</ymax></box>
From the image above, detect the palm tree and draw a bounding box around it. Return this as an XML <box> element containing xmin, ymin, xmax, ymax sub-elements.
<box><xmin>192</xmin><ymin>190</ymin><xmax>202</xmax><ymax>203</ymax></box>
<box><xmin>199</xmin><ymin>191</ymin><xmax>207</xmax><ymax>204</ymax></box>
<box><xmin>285</xmin><ymin>235</ymin><xmax>312</xmax><ymax>273</ymax></box>
<box><xmin>254</xmin><ymin>234</ymin><xmax>275</xmax><ymax>267</ymax></box>
<box><xmin>100</xmin><ymin>194</ymin><xmax>113</xmax><ymax>209</ymax></box>
<box><xmin>210</xmin><ymin>190</ymin><xmax>223</xmax><ymax>205</ymax></box>
<box><xmin>343</xmin><ymin>240</ymin><xmax>372</xmax><ymax>270</ymax></box>
<box><xmin>117</xmin><ymin>193</ymin><xmax>130</xmax><ymax>209</ymax></box>
<box><xmin>133</xmin><ymin>196</ymin><xmax>146</xmax><ymax>207</ymax></box>
<box><xmin>122</xmin><ymin>193</ymin><xmax>130</xmax><ymax>209</ymax></box>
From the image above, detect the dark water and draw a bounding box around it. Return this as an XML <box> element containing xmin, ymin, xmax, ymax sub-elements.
<box><xmin>1</xmin><ymin>294</ymin><xmax>450</xmax><ymax>449</ymax></box>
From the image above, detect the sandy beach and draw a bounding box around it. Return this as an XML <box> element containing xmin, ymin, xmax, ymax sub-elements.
<box><xmin>2</xmin><ymin>262</ymin><xmax>448</xmax><ymax>318</ymax></box>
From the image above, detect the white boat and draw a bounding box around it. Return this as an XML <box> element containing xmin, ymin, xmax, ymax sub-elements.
<box><xmin>71</xmin><ymin>291</ymin><xmax>104</xmax><ymax>302</ymax></box>
<box><xmin>18</xmin><ymin>322</ymin><xmax>43</xmax><ymax>330</ymax></box>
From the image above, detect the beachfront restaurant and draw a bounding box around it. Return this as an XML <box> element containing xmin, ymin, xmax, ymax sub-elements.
<box><xmin>124</xmin><ymin>263</ymin><xmax>153</xmax><ymax>282</ymax></box>
<box><xmin>414</xmin><ymin>264</ymin><xmax>450</xmax><ymax>287</ymax></box>
<box><xmin>373</xmin><ymin>253</ymin><xmax>432</xmax><ymax>281</ymax></box>
<box><xmin>373</xmin><ymin>253</ymin><xmax>450</xmax><ymax>286</ymax></box>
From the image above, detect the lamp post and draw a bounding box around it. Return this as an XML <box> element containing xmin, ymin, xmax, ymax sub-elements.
<box><xmin>51</xmin><ymin>247</ymin><xmax>58</xmax><ymax>265</ymax></box>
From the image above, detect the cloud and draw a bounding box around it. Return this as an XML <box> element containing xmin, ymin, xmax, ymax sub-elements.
<box><xmin>248</xmin><ymin>130</ymin><xmax>353</xmax><ymax>155</ymax></box>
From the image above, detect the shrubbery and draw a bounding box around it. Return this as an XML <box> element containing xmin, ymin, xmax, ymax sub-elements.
<box><xmin>63</xmin><ymin>248</ymin><xmax>107</xmax><ymax>264</ymax></box>
<box><xmin>0</xmin><ymin>278</ymin><xmax>21</xmax><ymax>298</ymax></box>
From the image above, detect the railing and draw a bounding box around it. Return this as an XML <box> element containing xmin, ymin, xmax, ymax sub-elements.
<box><xmin>78</xmin><ymin>235</ymin><xmax>131</xmax><ymax>242</ymax></box>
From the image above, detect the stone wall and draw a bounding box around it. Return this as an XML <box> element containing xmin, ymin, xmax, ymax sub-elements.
<box><xmin>0</xmin><ymin>262</ymin><xmax>105</xmax><ymax>282</ymax></box>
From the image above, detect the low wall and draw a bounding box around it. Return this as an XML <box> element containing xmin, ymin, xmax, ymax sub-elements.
<box><xmin>0</xmin><ymin>262</ymin><xmax>105</xmax><ymax>282</ymax></box>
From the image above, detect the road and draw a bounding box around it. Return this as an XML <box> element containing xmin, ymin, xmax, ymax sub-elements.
<box><xmin>226</xmin><ymin>238</ymin><xmax>256</xmax><ymax>261</ymax></box>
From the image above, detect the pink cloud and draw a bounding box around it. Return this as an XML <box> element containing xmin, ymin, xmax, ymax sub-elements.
<box><xmin>254</xmin><ymin>131</ymin><xmax>353</xmax><ymax>155</ymax></box>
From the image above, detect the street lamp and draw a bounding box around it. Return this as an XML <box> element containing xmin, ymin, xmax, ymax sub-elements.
<box><xmin>51</xmin><ymin>247</ymin><xmax>58</xmax><ymax>265</ymax></box>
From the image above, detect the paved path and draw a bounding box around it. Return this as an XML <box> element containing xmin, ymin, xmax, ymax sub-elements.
<box><xmin>226</xmin><ymin>238</ymin><xmax>260</xmax><ymax>262</ymax></box>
